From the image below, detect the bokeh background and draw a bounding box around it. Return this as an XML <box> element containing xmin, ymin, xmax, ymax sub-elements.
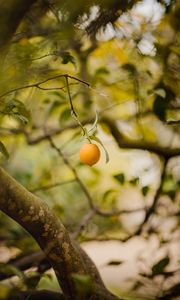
<box><xmin>0</xmin><ymin>0</ymin><xmax>180</xmax><ymax>299</ymax></box>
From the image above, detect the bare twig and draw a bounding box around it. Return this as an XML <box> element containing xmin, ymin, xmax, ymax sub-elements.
<box><xmin>135</xmin><ymin>158</ymin><xmax>168</xmax><ymax>235</ymax></box>
<box><xmin>36</xmin><ymin>82</ymin><xmax>78</xmax><ymax>91</ymax></box>
<box><xmin>31</xmin><ymin>179</ymin><xmax>76</xmax><ymax>193</ymax></box>
<box><xmin>121</xmin><ymin>158</ymin><xmax>169</xmax><ymax>242</ymax></box>
<box><xmin>65</xmin><ymin>76</ymin><xmax>77</xmax><ymax>117</ymax></box>
<box><xmin>4</xmin><ymin>114</ymin><xmax>179</xmax><ymax>159</ymax></box>
<box><xmin>72</xmin><ymin>211</ymin><xmax>95</xmax><ymax>239</ymax></box>
<box><xmin>47</xmin><ymin>134</ymin><xmax>145</xmax><ymax>219</ymax></box>
<box><xmin>0</xmin><ymin>74</ymin><xmax>90</xmax><ymax>98</ymax></box>
<box><xmin>80</xmin><ymin>158</ymin><xmax>169</xmax><ymax>243</ymax></box>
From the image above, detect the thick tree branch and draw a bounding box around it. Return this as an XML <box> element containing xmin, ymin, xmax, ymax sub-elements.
<box><xmin>0</xmin><ymin>167</ymin><xmax>120</xmax><ymax>300</ymax></box>
<box><xmin>0</xmin><ymin>167</ymin><xmax>86</xmax><ymax>298</ymax></box>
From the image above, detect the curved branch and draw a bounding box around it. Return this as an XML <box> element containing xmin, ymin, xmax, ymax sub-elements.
<box><xmin>0</xmin><ymin>74</ymin><xmax>89</xmax><ymax>99</ymax></box>
<box><xmin>0</xmin><ymin>167</ymin><xmax>120</xmax><ymax>300</ymax></box>
<box><xmin>103</xmin><ymin>118</ymin><xmax>180</xmax><ymax>158</ymax></box>
<box><xmin>135</xmin><ymin>158</ymin><xmax>168</xmax><ymax>235</ymax></box>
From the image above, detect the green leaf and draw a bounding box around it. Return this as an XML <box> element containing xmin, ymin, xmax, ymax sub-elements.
<box><xmin>15</xmin><ymin>99</ymin><xmax>30</xmax><ymax>121</ymax></box>
<box><xmin>41</xmin><ymin>273</ymin><xmax>53</xmax><ymax>280</ymax></box>
<box><xmin>113</xmin><ymin>173</ymin><xmax>125</xmax><ymax>184</ymax></box>
<box><xmin>53</xmin><ymin>204</ymin><xmax>64</xmax><ymax>215</ymax></box>
<box><xmin>131</xmin><ymin>281</ymin><xmax>143</xmax><ymax>290</ymax></box>
<box><xmin>25</xmin><ymin>272</ymin><xmax>41</xmax><ymax>289</ymax></box>
<box><xmin>71</xmin><ymin>273</ymin><xmax>94</xmax><ymax>294</ymax></box>
<box><xmin>106</xmin><ymin>260</ymin><xmax>123</xmax><ymax>266</ymax></box>
<box><xmin>141</xmin><ymin>186</ymin><xmax>149</xmax><ymax>196</ymax></box>
<box><xmin>88</xmin><ymin>111</ymin><xmax>99</xmax><ymax>135</ymax></box>
<box><xmin>102</xmin><ymin>189</ymin><xmax>117</xmax><ymax>202</ymax></box>
<box><xmin>60</xmin><ymin>51</ymin><xmax>76</xmax><ymax>68</ymax></box>
<box><xmin>0</xmin><ymin>99</ymin><xmax>30</xmax><ymax>124</ymax></box>
<box><xmin>89</xmin><ymin>135</ymin><xmax>109</xmax><ymax>163</ymax></box>
<box><xmin>47</xmin><ymin>100</ymin><xmax>61</xmax><ymax>117</ymax></box>
<box><xmin>153</xmin><ymin>95</ymin><xmax>168</xmax><ymax>121</ymax></box>
<box><xmin>72</xmin><ymin>274</ymin><xmax>91</xmax><ymax>285</ymax></box>
<box><xmin>0</xmin><ymin>141</ymin><xmax>9</xmax><ymax>159</ymax></box>
<box><xmin>122</xmin><ymin>63</ymin><xmax>136</xmax><ymax>73</ymax></box>
<box><xmin>43</xmin><ymin>98</ymin><xmax>51</xmax><ymax>103</ymax></box>
<box><xmin>152</xmin><ymin>256</ymin><xmax>170</xmax><ymax>276</ymax></box>
<box><xmin>48</xmin><ymin>91</ymin><xmax>66</xmax><ymax>99</ymax></box>
<box><xmin>13</xmin><ymin>113</ymin><xmax>28</xmax><ymax>124</ymax></box>
<box><xmin>0</xmin><ymin>263</ymin><xmax>25</xmax><ymax>280</ymax></box>
<box><xmin>162</xmin><ymin>271</ymin><xmax>174</xmax><ymax>278</ymax></box>
<box><xmin>154</xmin><ymin>89</ymin><xmax>166</xmax><ymax>98</ymax></box>
<box><xmin>129</xmin><ymin>177</ymin><xmax>139</xmax><ymax>186</ymax></box>
<box><xmin>95</xmin><ymin>67</ymin><xmax>109</xmax><ymax>76</ymax></box>
<box><xmin>162</xmin><ymin>174</ymin><xmax>178</xmax><ymax>198</ymax></box>
<box><xmin>59</xmin><ymin>108</ymin><xmax>71</xmax><ymax>124</ymax></box>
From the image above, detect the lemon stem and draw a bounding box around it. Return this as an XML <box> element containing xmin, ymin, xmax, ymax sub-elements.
<box><xmin>66</xmin><ymin>75</ymin><xmax>91</xmax><ymax>140</ymax></box>
<box><xmin>65</xmin><ymin>76</ymin><xmax>77</xmax><ymax>117</ymax></box>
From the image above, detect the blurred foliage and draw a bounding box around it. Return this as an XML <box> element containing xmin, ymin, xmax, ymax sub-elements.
<box><xmin>0</xmin><ymin>0</ymin><xmax>180</xmax><ymax>299</ymax></box>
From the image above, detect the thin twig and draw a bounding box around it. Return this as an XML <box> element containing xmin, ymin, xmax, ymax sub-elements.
<box><xmin>122</xmin><ymin>158</ymin><xmax>169</xmax><ymax>242</ymax></box>
<box><xmin>0</xmin><ymin>74</ymin><xmax>90</xmax><ymax>98</ymax></box>
<box><xmin>47</xmin><ymin>134</ymin><xmax>145</xmax><ymax>218</ymax></box>
<box><xmin>136</xmin><ymin>158</ymin><xmax>168</xmax><ymax>234</ymax></box>
<box><xmin>35</xmin><ymin>82</ymin><xmax>78</xmax><ymax>91</ymax></box>
<box><xmin>65</xmin><ymin>76</ymin><xmax>77</xmax><ymax>117</ymax></box>
<box><xmin>31</xmin><ymin>179</ymin><xmax>76</xmax><ymax>193</ymax></box>
<box><xmin>72</xmin><ymin>211</ymin><xmax>95</xmax><ymax>239</ymax></box>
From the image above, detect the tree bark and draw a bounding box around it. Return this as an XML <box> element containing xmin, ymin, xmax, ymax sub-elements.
<box><xmin>0</xmin><ymin>167</ymin><xmax>120</xmax><ymax>300</ymax></box>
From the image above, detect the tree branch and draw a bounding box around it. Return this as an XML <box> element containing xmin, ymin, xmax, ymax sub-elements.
<box><xmin>0</xmin><ymin>74</ymin><xmax>90</xmax><ymax>99</ymax></box>
<box><xmin>0</xmin><ymin>251</ymin><xmax>53</xmax><ymax>281</ymax></box>
<box><xmin>31</xmin><ymin>179</ymin><xmax>76</xmax><ymax>193</ymax></box>
<box><xmin>47</xmin><ymin>135</ymin><xmax>144</xmax><ymax>219</ymax></box>
<box><xmin>103</xmin><ymin>117</ymin><xmax>180</xmax><ymax>158</ymax></box>
<box><xmin>120</xmin><ymin>158</ymin><xmax>169</xmax><ymax>242</ymax></box>
<box><xmin>135</xmin><ymin>158</ymin><xmax>168</xmax><ymax>236</ymax></box>
<box><xmin>0</xmin><ymin>167</ymin><xmax>120</xmax><ymax>300</ymax></box>
<box><xmin>8</xmin><ymin>289</ymin><xmax>66</xmax><ymax>300</ymax></box>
